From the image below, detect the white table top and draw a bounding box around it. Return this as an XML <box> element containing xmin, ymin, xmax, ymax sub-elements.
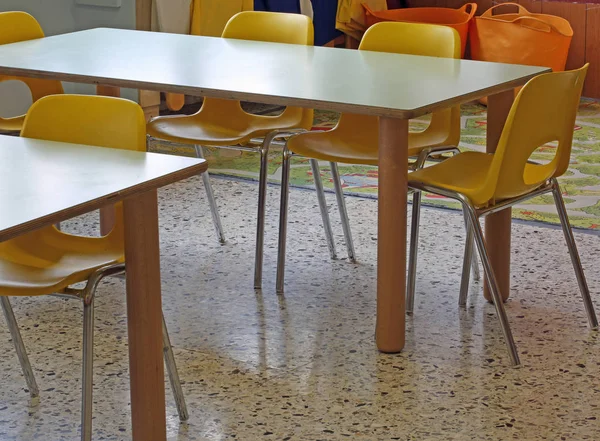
<box><xmin>0</xmin><ymin>28</ymin><xmax>549</xmax><ymax>119</ymax></box>
<box><xmin>0</xmin><ymin>135</ymin><xmax>206</xmax><ymax>241</ymax></box>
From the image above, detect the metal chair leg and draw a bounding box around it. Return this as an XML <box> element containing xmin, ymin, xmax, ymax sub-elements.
<box><xmin>330</xmin><ymin>162</ymin><xmax>356</xmax><ymax>263</ymax></box>
<box><xmin>551</xmin><ymin>179</ymin><xmax>599</xmax><ymax>329</ymax></box>
<box><xmin>162</xmin><ymin>314</ymin><xmax>189</xmax><ymax>421</ymax></box>
<box><xmin>458</xmin><ymin>206</ymin><xmax>474</xmax><ymax>304</ymax></box>
<box><xmin>311</xmin><ymin>160</ymin><xmax>337</xmax><ymax>260</ymax></box>
<box><xmin>470</xmin><ymin>246</ymin><xmax>481</xmax><ymax>281</ymax></box>
<box><xmin>194</xmin><ymin>145</ymin><xmax>226</xmax><ymax>245</ymax></box>
<box><xmin>254</xmin><ymin>138</ymin><xmax>272</xmax><ymax>289</ymax></box>
<box><xmin>458</xmin><ymin>204</ymin><xmax>482</xmax><ymax>305</ymax></box>
<box><xmin>81</xmin><ymin>296</ymin><xmax>95</xmax><ymax>441</ymax></box>
<box><xmin>459</xmin><ymin>211</ymin><xmax>475</xmax><ymax>307</ymax></box>
<box><xmin>463</xmin><ymin>203</ymin><xmax>520</xmax><ymax>366</ymax></box>
<box><xmin>448</xmin><ymin>148</ymin><xmax>479</xmax><ymax>283</ymax></box>
<box><xmin>0</xmin><ymin>297</ymin><xmax>39</xmax><ymax>399</ymax></box>
<box><xmin>405</xmin><ymin>147</ymin><xmax>457</xmax><ymax>314</ymax></box>
<box><xmin>406</xmin><ymin>191</ymin><xmax>422</xmax><ymax>314</ymax></box>
<box><xmin>276</xmin><ymin>149</ymin><xmax>293</xmax><ymax>294</ymax></box>
<box><xmin>467</xmin><ymin>219</ymin><xmax>481</xmax><ymax>282</ymax></box>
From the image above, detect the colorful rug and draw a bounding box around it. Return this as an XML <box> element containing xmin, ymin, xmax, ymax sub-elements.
<box><xmin>148</xmin><ymin>98</ymin><xmax>600</xmax><ymax>230</ymax></box>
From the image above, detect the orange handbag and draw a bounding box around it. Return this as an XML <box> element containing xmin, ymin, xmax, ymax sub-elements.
<box><xmin>363</xmin><ymin>3</ymin><xmax>477</xmax><ymax>58</ymax></box>
<box><xmin>470</xmin><ymin>3</ymin><xmax>573</xmax><ymax>72</ymax></box>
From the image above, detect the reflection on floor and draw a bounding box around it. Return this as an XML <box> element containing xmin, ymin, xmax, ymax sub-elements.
<box><xmin>0</xmin><ymin>177</ymin><xmax>599</xmax><ymax>440</ymax></box>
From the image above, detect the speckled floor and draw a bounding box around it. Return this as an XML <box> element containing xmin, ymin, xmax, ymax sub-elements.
<box><xmin>1</xmin><ymin>175</ymin><xmax>599</xmax><ymax>440</ymax></box>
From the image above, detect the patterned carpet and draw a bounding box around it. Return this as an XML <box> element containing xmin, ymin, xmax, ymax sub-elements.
<box><xmin>149</xmin><ymin>99</ymin><xmax>600</xmax><ymax>230</ymax></box>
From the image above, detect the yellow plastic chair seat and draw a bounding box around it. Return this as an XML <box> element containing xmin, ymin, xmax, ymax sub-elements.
<box><xmin>148</xmin><ymin>11</ymin><xmax>314</xmax><ymax>148</ymax></box>
<box><xmin>409</xmin><ymin>150</ymin><xmax>552</xmax><ymax>207</ymax></box>
<box><xmin>287</xmin><ymin>23</ymin><xmax>461</xmax><ymax>166</ymax></box>
<box><xmin>0</xmin><ymin>227</ymin><xmax>123</xmax><ymax>297</ymax></box>
<box><xmin>288</xmin><ymin>126</ymin><xmax>380</xmax><ymax>166</ymax></box>
<box><xmin>0</xmin><ymin>115</ymin><xmax>25</xmax><ymax>133</ymax></box>
<box><xmin>288</xmin><ymin>114</ymin><xmax>458</xmax><ymax>165</ymax></box>
<box><xmin>408</xmin><ymin>151</ymin><xmax>493</xmax><ymax>205</ymax></box>
<box><xmin>147</xmin><ymin>102</ymin><xmax>308</xmax><ymax>147</ymax></box>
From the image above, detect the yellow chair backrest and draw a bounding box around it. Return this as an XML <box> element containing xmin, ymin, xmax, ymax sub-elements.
<box><xmin>0</xmin><ymin>12</ymin><xmax>64</xmax><ymax>105</ymax></box>
<box><xmin>222</xmin><ymin>11</ymin><xmax>314</xmax><ymax>45</ymax></box>
<box><xmin>359</xmin><ymin>21</ymin><xmax>460</xmax><ymax>58</ymax></box>
<box><xmin>198</xmin><ymin>11</ymin><xmax>314</xmax><ymax>132</ymax></box>
<box><xmin>334</xmin><ymin>22</ymin><xmax>462</xmax><ymax>152</ymax></box>
<box><xmin>21</xmin><ymin>94</ymin><xmax>147</xmax><ymax>152</ymax></box>
<box><xmin>484</xmin><ymin>65</ymin><xmax>588</xmax><ymax>203</ymax></box>
<box><xmin>21</xmin><ymin>95</ymin><xmax>147</xmax><ymax>241</ymax></box>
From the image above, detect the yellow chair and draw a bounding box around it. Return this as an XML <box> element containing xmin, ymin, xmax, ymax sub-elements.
<box><xmin>0</xmin><ymin>95</ymin><xmax>188</xmax><ymax>441</ymax></box>
<box><xmin>0</xmin><ymin>11</ymin><xmax>64</xmax><ymax>133</ymax></box>
<box><xmin>408</xmin><ymin>65</ymin><xmax>598</xmax><ymax>366</ymax></box>
<box><xmin>165</xmin><ymin>0</ymin><xmax>254</xmax><ymax>111</ymax></box>
<box><xmin>147</xmin><ymin>11</ymin><xmax>318</xmax><ymax>290</ymax></box>
<box><xmin>275</xmin><ymin>21</ymin><xmax>475</xmax><ymax>294</ymax></box>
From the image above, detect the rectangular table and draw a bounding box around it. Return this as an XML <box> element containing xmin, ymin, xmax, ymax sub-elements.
<box><xmin>0</xmin><ymin>135</ymin><xmax>207</xmax><ymax>441</ymax></box>
<box><xmin>0</xmin><ymin>28</ymin><xmax>549</xmax><ymax>438</ymax></box>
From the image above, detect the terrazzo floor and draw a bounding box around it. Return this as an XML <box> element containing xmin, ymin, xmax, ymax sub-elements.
<box><xmin>1</xmin><ymin>175</ymin><xmax>600</xmax><ymax>440</ymax></box>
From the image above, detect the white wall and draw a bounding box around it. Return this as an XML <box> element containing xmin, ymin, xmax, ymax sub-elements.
<box><xmin>0</xmin><ymin>0</ymin><xmax>137</xmax><ymax>117</ymax></box>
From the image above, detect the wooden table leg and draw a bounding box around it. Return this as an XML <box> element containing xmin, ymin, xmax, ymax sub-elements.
<box><xmin>97</xmin><ymin>85</ymin><xmax>121</xmax><ymax>235</ymax></box>
<box><xmin>376</xmin><ymin>117</ymin><xmax>409</xmax><ymax>353</ymax></box>
<box><xmin>96</xmin><ymin>85</ymin><xmax>121</xmax><ymax>97</ymax></box>
<box><xmin>123</xmin><ymin>189</ymin><xmax>167</xmax><ymax>441</ymax></box>
<box><xmin>345</xmin><ymin>35</ymin><xmax>360</xmax><ymax>49</ymax></box>
<box><xmin>485</xmin><ymin>90</ymin><xmax>515</xmax><ymax>302</ymax></box>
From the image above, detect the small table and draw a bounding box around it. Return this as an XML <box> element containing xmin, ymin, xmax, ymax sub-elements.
<box><xmin>0</xmin><ymin>135</ymin><xmax>207</xmax><ymax>441</ymax></box>
<box><xmin>0</xmin><ymin>28</ymin><xmax>549</xmax><ymax>439</ymax></box>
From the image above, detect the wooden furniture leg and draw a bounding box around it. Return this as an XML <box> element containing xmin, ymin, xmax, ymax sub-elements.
<box><xmin>324</xmin><ymin>34</ymin><xmax>346</xmax><ymax>48</ymax></box>
<box><xmin>97</xmin><ymin>85</ymin><xmax>121</xmax><ymax>235</ymax></box>
<box><xmin>485</xmin><ymin>90</ymin><xmax>514</xmax><ymax>302</ymax></box>
<box><xmin>141</xmin><ymin>90</ymin><xmax>161</xmax><ymax>121</ymax></box>
<box><xmin>96</xmin><ymin>85</ymin><xmax>120</xmax><ymax>97</ymax></box>
<box><xmin>123</xmin><ymin>189</ymin><xmax>166</xmax><ymax>441</ymax></box>
<box><xmin>376</xmin><ymin>117</ymin><xmax>409</xmax><ymax>353</ymax></box>
<box><xmin>345</xmin><ymin>35</ymin><xmax>360</xmax><ymax>49</ymax></box>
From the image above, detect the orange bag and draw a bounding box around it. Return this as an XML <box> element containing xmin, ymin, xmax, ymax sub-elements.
<box><xmin>363</xmin><ymin>3</ymin><xmax>477</xmax><ymax>58</ymax></box>
<box><xmin>470</xmin><ymin>3</ymin><xmax>573</xmax><ymax>72</ymax></box>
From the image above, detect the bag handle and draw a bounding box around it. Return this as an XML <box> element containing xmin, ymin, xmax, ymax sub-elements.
<box><xmin>512</xmin><ymin>15</ymin><xmax>560</xmax><ymax>33</ymax></box>
<box><xmin>362</xmin><ymin>4</ymin><xmax>375</xmax><ymax>16</ymax></box>
<box><xmin>458</xmin><ymin>3</ymin><xmax>478</xmax><ymax>20</ymax></box>
<box><xmin>481</xmin><ymin>2</ymin><xmax>530</xmax><ymax>18</ymax></box>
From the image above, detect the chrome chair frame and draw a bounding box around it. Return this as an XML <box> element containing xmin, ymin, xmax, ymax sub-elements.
<box><xmin>405</xmin><ymin>146</ymin><xmax>480</xmax><ymax>314</ymax></box>
<box><xmin>0</xmin><ymin>263</ymin><xmax>189</xmax><ymax>441</ymax></box>
<box><xmin>276</xmin><ymin>142</ymin><xmax>480</xmax><ymax>296</ymax></box>
<box><xmin>147</xmin><ymin>136</ymin><xmax>226</xmax><ymax>246</ymax></box>
<box><xmin>408</xmin><ymin>177</ymin><xmax>599</xmax><ymax>366</ymax></box>
<box><xmin>1</xmin><ymin>296</ymin><xmax>39</xmax><ymax>400</ymax></box>
<box><xmin>149</xmin><ymin>129</ymin><xmax>342</xmax><ymax>290</ymax></box>
<box><xmin>193</xmin><ymin>144</ymin><xmax>226</xmax><ymax>244</ymax></box>
<box><xmin>276</xmin><ymin>145</ymin><xmax>359</xmax><ymax>294</ymax></box>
